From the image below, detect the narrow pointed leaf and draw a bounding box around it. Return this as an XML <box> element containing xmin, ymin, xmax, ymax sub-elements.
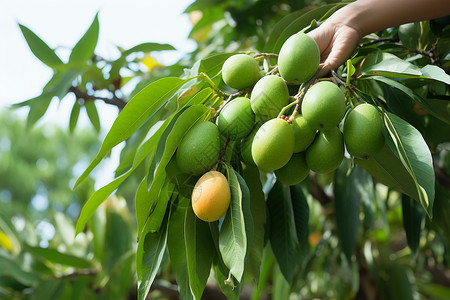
<box><xmin>74</xmin><ymin>77</ymin><xmax>191</xmax><ymax>188</ymax></box>
<box><xmin>401</xmin><ymin>194</ymin><xmax>424</xmax><ymax>254</ymax></box>
<box><xmin>110</xmin><ymin>42</ymin><xmax>175</xmax><ymax>80</ymax></box>
<box><xmin>290</xmin><ymin>185</ymin><xmax>309</xmax><ymax>257</ymax></box>
<box><xmin>420</xmin><ymin>64</ymin><xmax>450</xmax><ymax>85</ymax></box>
<box><xmin>69</xmin><ymin>13</ymin><xmax>99</xmax><ymax>64</ymax></box>
<box><xmin>26</xmin><ymin>93</ymin><xmax>53</xmax><ymax>128</ymax></box>
<box><xmin>242</xmin><ymin>167</ymin><xmax>266</xmax><ymax>283</ymax></box>
<box><xmin>0</xmin><ymin>255</ymin><xmax>41</xmax><ymax>286</ymax></box>
<box><xmin>334</xmin><ymin>161</ymin><xmax>361</xmax><ymax>261</ymax></box>
<box><xmin>84</xmin><ymin>101</ymin><xmax>101</xmax><ymax>132</ymax></box>
<box><xmin>366</xmin><ymin>76</ymin><xmax>450</xmax><ymax>125</ymax></box>
<box><xmin>69</xmin><ymin>100</ymin><xmax>81</xmax><ymax>133</ymax></box>
<box><xmin>19</xmin><ymin>23</ymin><xmax>63</xmax><ymax>67</ymax></box>
<box><xmin>167</xmin><ymin>196</ymin><xmax>194</xmax><ymax>300</ymax></box>
<box><xmin>266</xmin><ymin>181</ymin><xmax>298</xmax><ymax>283</ymax></box>
<box><xmin>24</xmin><ymin>245</ymin><xmax>91</xmax><ymax>268</ymax></box>
<box><xmin>184</xmin><ymin>206</ymin><xmax>215</xmax><ymax>299</ymax></box>
<box><xmin>355</xmin><ymin>144</ymin><xmax>419</xmax><ymax>199</ymax></box>
<box><xmin>219</xmin><ymin>164</ymin><xmax>247</xmax><ymax>282</ymax></box>
<box><xmin>137</xmin><ymin>104</ymin><xmax>211</xmax><ymax>237</ymax></box>
<box><xmin>75</xmin><ymin>121</ymin><xmax>166</xmax><ymax>236</ymax></box>
<box><xmin>383</xmin><ymin>112</ymin><xmax>435</xmax><ymax>217</ymax></box>
<box><xmin>386</xmin><ymin>263</ymin><xmax>414</xmax><ymax>300</ymax></box>
<box><xmin>136</xmin><ymin>209</ymin><xmax>169</xmax><ymax>300</ymax></box>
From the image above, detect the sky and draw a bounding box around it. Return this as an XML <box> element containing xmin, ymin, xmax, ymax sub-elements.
<box><xmin>0</xmin><ymin>0</ymin><xmax>196</xmax><ymax>189</ymax></box>
<box><xmin>1</xmin><ymin>0</ymin><xmax>196</xmax><ymax>125</ymax></box>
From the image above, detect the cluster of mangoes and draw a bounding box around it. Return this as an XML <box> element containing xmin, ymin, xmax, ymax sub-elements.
<box><xmin>175</xmin><ymin>33</ymin><xmax>385</xmax><ymax>222</ymax></box>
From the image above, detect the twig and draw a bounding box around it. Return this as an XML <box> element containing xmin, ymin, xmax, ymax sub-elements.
<box><xmin>211</xmin><ymin>90</ymin><xmax>248</xmax><ymax>122</ymax></box>
<box><xmin>411</xmin><ymin>48</ymin><xmax>437</xmax><ymax>64</ymax></box>
<box><xmin>253</xmin><ymin>53</ymin><xmax>278</xmax><ymax>59</ymax></box>
<box><xmin>359</xmin><ymin>37</ymin><xmax>399</xmax><ymax>48</ymax></box>
<box><xmin>198</xmin><ymin>72</ymin><xmax>230</xmax><ymax>99</ymax></box>
<box><xmin>56</xmin><ymin>269</ymin><xmax>98</xmax><ymax>279</ymax></box>
<box><xmin>331</xmin><ymin>70</ymin><xmax>347</xmax><ymax>87</ymax></box>
<box><xmin>309</xmin><ymin>173</ymin><xmax>333</xmax><ymax>206</ymax></box>
<box><xmin>69</xmin><ymin>86</ymin><xmax>127</xmax><ymax>110</ymax></box>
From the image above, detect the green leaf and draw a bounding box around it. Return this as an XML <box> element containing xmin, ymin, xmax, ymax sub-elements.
<box><xmin>219</xmin><ymin>164</ymin><xmax>247</xmax><ymax>282</ymax></box>
<box><xmin>420</xmin><ymin>64</ymin><xmax>450</xmax><ymax>85</ymax></box>
<box><xmin>214</xmin><ymin>257</ymin><xmax>241</xmax><ymax>300</ymax></box>
<box><xmin>234</xmin><ymin>170</ymin><xmax>255</xmax><ymax>277</ymax></box>
<box><xmin>69</xmin><ymin>13</ymin><xmax>99</xmax><ymax>64</ymax></box>
<box><xmin>90</xmin><ymin>207</ymin><xmax>106</xmax><ymax>261</ymax></box>
<box><xmin>242</xmin><ymin>167</ymin><xmax>266</xmax><ymax>283</ymax></box>
<box><xmin>361</xmin><ymin>52</ymin><xmax>450</xmax><ymax>84</ymax></box>
<box><xmin>109</xmin><ymin>42</ymin><xmax>175</xmax><ymax>80</ymax></box>
<box><xmin>401</xmin><ymin>194</ymin><xmax>424</xmax><ymax>254</ymax></box>
<box><xmin>267</xmin><ymin>181</ymin><xmax>298</xmax><ymax>283</ymax></box>
<box><xmin>30</xmin><ymin>280</ymin><xmax>65</xmax><ymax>300</ymax></box>
<box><xmin>346</xmin><ymin>59</ymin><xmax>355</xmax><ymax>87</ymax></box>
<box><xmin>364</xmin><ymin>76</ymin><xmax>450</xmax><ymax>125</ymax></box>
<box><xmin>136</xmin><ymin>104</ymin><xmax>211</xmax><ymax>238</ymax></box>
<box><xmin>264</xmin><ymin>3</ymin><xmax>347</xmax><ymax>53</ymax></box>
<box><xmin>417</xmin><ymin>281</ymin><xmax>450</xmax><ymax>300</ymax></box>
<box><xmin>354</xmin><ymin>166</ymin><xmax>376</xmax><ymax>230</ymax></box>
<box><xmin>23</xmin><ymin>244</ymin><xmax>90</xmax><ymax>268</ymax></box>
<box><xmin>45</xmin><ymin>70</ymin><xmax>79</xmax><ymax>100</ymax></box>
<box><xmin>386</xmin><ymin>262</ymin><xmax>414</xmax><ymax>300</ymax></box>
<box><xmin>184</xmin><ymin>205</ymin><xmax>215</xmax><ymax>299</ymax></box>
<box><xmin>123</xmin><ymin>42</ymin><xmax>176</xmax><ymax>57</ymax></box>
<box><xmin>355</xmin><ymin>144</ymin><xmax>420</xmax><ymax>200</ymax></box>
<box><xmin>334</xmin><ymin>161</ymin><xmax>361</xmax><ymax>261</ymax></box>
<box><xmin>84</xmin><ymin>101</ymin><xmax>101</xmax><ymax>132</ymax></box>
<box><xmin>69</xmin><ymin>100</ymin><xmax>81</xmax><ymax>133</ymax></box>
<box><xmin>0</xmin><ymin>254</ymin><xmax>41</xmax><ymax>286</ymax></box>
<box><xmin>75</xmin><ymin>120</ymin><xmax>167</xmax><ymax>236</ymax></box>
<box><xmin>19</xmin><ymin>23</ymin><xmax>63</xmax><ymax>68</ymax></box>
<box><xmin>383</xmin><ymin>111</ymin><xmax>435</xmax><ymax>217</ymax></box>
<box><xmin>167</xmin><ymin>196</ymin><xmax>194</xmax><ymax>300</ymax></box>
<box><xmin>74</xmin><ymin>77</ymin><xmax>192</xmax><ymax>189</ymax></box>
<box><xmin>185</xmin><ymin>53</ymin><xmax>234</xmax><ymax>86</ymax></box>
<box><xmin>290</xmin><ymin>185</ymin><xmax>309</xmax><ymax>257</ymax></box>
<box><xmin>26</xmin><ymin>93</ymin><xmax>53</xmax><ymax>128</ymax></box>
<box><xmin>361</xmin><ymin>52</ymin><xmax>422</xmax><ymax>78</ymax></box>
<box><xmin>136</xmin><ymin>208</ymin><xmax>169</xmax><ymax>300</ymax></box>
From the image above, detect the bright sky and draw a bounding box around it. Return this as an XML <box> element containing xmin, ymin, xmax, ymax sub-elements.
<box><xmin>0</xmin><ymin>0</ymin><xmax>195</xmax><ymax>125</ymax></box>
<box><xmin>0</xmin><ymin>0</ymin><xmax>196</xmax><ymax>188</ymax></box>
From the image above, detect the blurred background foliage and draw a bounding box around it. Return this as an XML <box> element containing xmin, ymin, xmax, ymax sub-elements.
<box><xmin>1</xmin><ymin>0</ymin><xmax>450</xmax><ymax>299</ymax></box>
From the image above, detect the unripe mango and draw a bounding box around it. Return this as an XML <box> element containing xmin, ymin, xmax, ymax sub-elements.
<box><xmin>291</xmin><ymin>114</ymin><xmax>316</xmax><ymax>153</ymax></box>
<box><xmin>241</xmin><ymin>123</ymin><xmax>261</xmax><ymax>166</ymax></box>
<box><xmin>222</xmin><ymin>54</ymin><xmax>261</xmax><ymax>90</ymax></box>
<box><xmin>176</xmin><ymin>121</ymin><xmax>220</xmax><ymax>175</ymax></box>
<box><xmin>252</xmin><ymin>118</ymin><xmax>294</xmax><ymax>171</ymax></box>
<box><xmin>306</xmin><ymin>127</ymin><xmax>344</xmax><ymax>174</ymax></box>
<box><xmin>217</xmin><ymin>97</ymin><xmax>255</xmax><ymax>140</ymax></box>
<box><xmin>344</xmin><ymin>103</ymin><xmax>385</xmax><ymax>159</ymax></box>
<box><xmin>302</xmin><ymin>81</ymin><xmax>346</xmax><ymax>131</ymax></box>
<box><xmin>250</xmin><ymin>75</ymin><xmax>290</xmax><ymax>121</ymax></box>
<box><xmin>192</xmin><ymin>170</ymin><xmax>231</xmax><ymax>222</ymax></box>
<box><xmin>275</xmin><ymin>152</ymin><xmax>310</xmax><ymax>185</ymax></box>
<box><xmin>278</xmin><ymin>33</ymin><xmax>320</xmax><ymax>84</ymax></box>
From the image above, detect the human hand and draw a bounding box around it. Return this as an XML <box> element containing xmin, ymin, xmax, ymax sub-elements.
<box><xmin>308</xmin><ymin>21</ymin><xmax>362</xmax><ymax>77</ymax></box>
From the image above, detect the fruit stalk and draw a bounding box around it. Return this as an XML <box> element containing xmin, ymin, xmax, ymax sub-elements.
<box><xmin>198</xmin><ymin>72</ymin><xmax>230</xmax><ymax>99</ymax></box>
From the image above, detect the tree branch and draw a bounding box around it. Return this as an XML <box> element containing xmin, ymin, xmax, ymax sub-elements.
<box><xmin>309</xmin><ymin>173</ymin><xmax>333</xmax><ymax>206</ymax></box>
<box><xmin>69</xmin><ymin>86</ymin><xmax>127</xmax><ymax>110</ymax></box>
<box><xmin>434</xmin><ymin>163</ymin><xmax>450</xmax><ymax>190</ymax></box>
<box><xmin>359</xmin><ymin>37</ymin><xmax>399</xmax><ymax>48</ymax></box>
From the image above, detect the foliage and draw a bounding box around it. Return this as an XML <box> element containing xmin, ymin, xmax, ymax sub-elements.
<box><xmin>6</xmin><ymin>0</ymin><xmax>450</xmax><ymax>299</ymax></box>
<box><xmin>0</xmin><ymin>113</ymin><xmax>136</xmax><ymax>299</ymax></box>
